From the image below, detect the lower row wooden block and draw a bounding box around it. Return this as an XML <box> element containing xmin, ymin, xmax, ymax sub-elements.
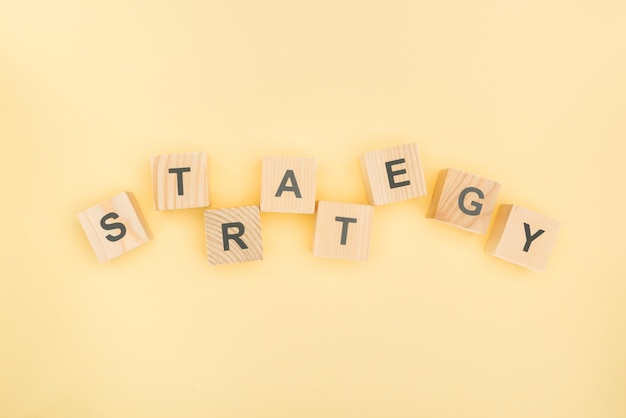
<box><xmin>77</xmin><ymin>192</ymin><xmax>151</xmax><ymax>262</ymax></box>
<box><xmin>313</xmin><ymin>201</ymin><xmax>374</xmax><ymax>261</ymax></box>
<box><xmin>204</xmin><ymin>206</ymin><xmax>263</xmax><ymax>265</ymax></box>
<box><xmin>486</xmin><ymin>205</ymin><xmax>560</xmax><ymax>272</ymax></box>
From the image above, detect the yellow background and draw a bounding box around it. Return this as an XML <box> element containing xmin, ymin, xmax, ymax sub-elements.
<box><xmin>1</xmin><ymin>1</ymin><xmax>625</xmax><ymax>417</ymax></box>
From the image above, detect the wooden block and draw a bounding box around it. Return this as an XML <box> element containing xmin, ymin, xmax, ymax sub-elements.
<box><xmin>260</xmin><ymin>156</ymin><xmax>318</xmax><ymax>214</ymax></box>
<box><xmin>360</xmin><ymin>143</ymin><xmax>427</xmax><ymax>206</ymax></box>
<box><xmin>313</xmin><ymin>201</ymin><xmax>374</xmax><ymax>261</ymax></box>
<box><xmin>204</xmin><ymin>206</ymin><xmax>263</xmax><ymax>265</ymax></box>
<box><xmin>426</xmin><ymin>168</ymin><xmax>501</xmax><ymax>234</ymax></box>
<box><xmin>151</xmin><ymin>152</ymin><xmax>209</xmax><ymax>210</ymax></box>
<box><xmin>77</xmin><ymin>192</ymin><xmax>151</xmax><ymax>262</ymax></box>
<box><xmin>486</xmin><ymin>205</ymin><xmax>560</xmax><ymax>271</ymax></box>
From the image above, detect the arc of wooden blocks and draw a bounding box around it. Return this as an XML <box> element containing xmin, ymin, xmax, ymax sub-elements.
<box><xmin>78</xmin><ymin>144</ymin><xmax>560</xmax><ymax>271</ymax></box>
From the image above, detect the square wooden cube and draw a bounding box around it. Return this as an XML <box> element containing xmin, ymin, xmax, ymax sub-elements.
<box><xmin>204</xmin><ymin>206</ymin><xmax>263</xmax><ymax>265</ymax></box>
<box><xmin>151</xmin><ymin>152</ymin><xmax>209</xmax><ymax>210</ymax></box>
<box><xmin>313</xmin><ymin>201</ymin><xmax>374</xmax><ymax>261</ymax></box>
<box><xmin>260</xmin><ymin>156</ymin><xmax>317</xmax><ymax>214</ymax></box>
<box><xmin>426</xmin><ymin>168</ymin><xmax>501</xmax><ymax>234</ymax></box>
<box><xmin>486</xmin><ymin>205</ymin><xmax>560</xmax><ymax>271</ymax></box>
<box><xmin>359</xmin><ymin>143</ymin><xmax>427</xmax><ymax>206</ymax></box>
<box><xmin>77</xmin><ymin>192</ymin><xmax>151</xmax><ymax>262</ymax></box>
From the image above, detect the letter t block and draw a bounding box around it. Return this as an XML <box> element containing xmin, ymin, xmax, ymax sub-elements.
<box><xmin>360</xmin><ymin>143</ymin><xmax>427</xmax><ymax>206</ymax></box>
<box><xmin>313</xmin><ymin>201</ymin><xmax>374</xmax><ymax>261</ymax></box>
<box><xmin>486</xmin><ymin>205</ymin><xmax>560</xmax><ymax>271</ymax></box>
<box><xmin>427</xmin><ymin>168</ymin><xmax>501</xmax><ymax>234</ymax></box>
<box><xmin>204</xmin><ymin>206</ymin><xmax>263</xmax><ymax>265</ymax></box>
<box><xmin>151</xmin><ymin>152</ymin><xmax>210</xmax><ymax>210</ymax></box>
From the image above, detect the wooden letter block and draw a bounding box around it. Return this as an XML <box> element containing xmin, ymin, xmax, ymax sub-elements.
<box><xmin>151</xmin><ymin>152</ymin><xmax>209</xmax><ymax>210</ymax></box>
<box><xmin>313</xmin><ymin>201</ymin><xmax>374</xmax><ymax>261</ymax></box>
<box><xmin>426</xmin><ymin>168</ymin><xmax>501</xmax><ymax>234</ymax></box>
<box><xmin>486</xmin><ymin>205</ymin><xmax>560</xmax><ymax>271</ymax></box>
<box><xmin>204</xmin><ymin>206</ymin><xmax>263</xmax><ymax>265</ymax></box>
<box><xmin>260</xmin><ymin>156</ymin><xmax>317</xmax><ymax>214</ymax></box>
<box><xmin>360</xmin><ymin>143</ymin><xmax>427</xmax><ymax>206</ymax></box>
<box><xmin>77</xmin><ymin>192</ymin><xmax>151</xmax><ymax>262</ymax></box>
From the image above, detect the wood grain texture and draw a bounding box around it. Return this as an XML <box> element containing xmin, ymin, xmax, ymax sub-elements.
<box><xmin>486</xmin><ymin>205</ymin><xmax>560</xmax><ymax>272</ymax></box>
<box><xmin>360</xmin><ymin>143</ymin><xmax>427</xmax><ymax>206</ymax></box>
<box><xmin>313</xmin><ymin>201</ymin><xmax>374</xmax><ymax>261</ymax></box>
<box><xmin>77</xmin><ymin>192</ymin><xmax>151</xmax><ymax>263</ymax></box>
<box><xmin>260</xmin><ymin>156</ymin><xmax>317</xmax><ymax>213</ymax></box>
<box><xmin>151</xmin><ymin>152</ymin><xmax>209</xmax><ymax>210</ymax></box>
<box><xmin>204</xmin><ymin>206</ymin><xmax>263</xmax><ymax>265</ymax></box>
<box><xmin>426</xmin><ymin>168</ymin><xmax>501</xmax><ymax>234</ymax></box>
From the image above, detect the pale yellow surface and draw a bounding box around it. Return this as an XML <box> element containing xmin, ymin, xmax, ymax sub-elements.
<box><xmin>1</xmin><ymin>1</ymin><xmax>625</xmax><ymax>417</ymax></box>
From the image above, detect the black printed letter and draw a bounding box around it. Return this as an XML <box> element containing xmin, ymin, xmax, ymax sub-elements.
<box><xmin>458</xmin><ymin>187</ymin><xmax>484</xmax><ymax>216</ymax></box>
<box><xmin>168</xmin><ymin>167</ymin><xmax>191</xmax><ymax>195</ymax></box>
<box><xmin>275</xmin><ymin>170</ymin><xmax>302</xmax><ymax>198</ymax></box>
<box><xmin>222</xmin><ymin>222</ymin><xmax>248</xmax><ymax>251</ymax></box>
<box><xmin>100</xmin><ymin>212</ymin><xmax>126</xmax><ymax>242</ymax></box>
<box><xmin>335</xmin><ymin>217</ymin><xmax>357</xmax><ymax>245</ymax></box>
<box><xmin>385</xmin><ymin>159</ymin><xmax>411</xmax><ymax>189</ymax></box>
<box><xmin>523</xmin><ymin>223</ymin><xmax>545</xmax><ymax>252</ymax></box>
